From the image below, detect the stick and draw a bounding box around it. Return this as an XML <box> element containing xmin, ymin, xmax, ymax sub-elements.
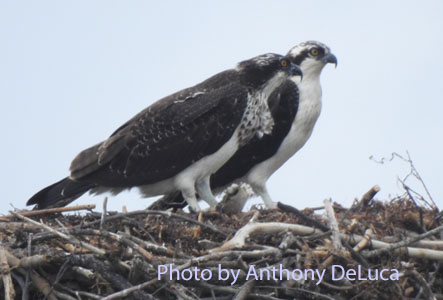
<box><xmin>29</xmin><ymin>271</ymin><xmax>58</xmax><ymax>300</ymax></box>
<box><xmin>364</xmin><ymin>224</ymin><xmax>443</xmax><ymax>258</ymax></box>
<box><xmin>70</xmin><ymin>255</ymin><xmax>156</xmax><ymax>300</ymax></box>
<box><xmin>101</xmin><ymin>278</ymin><xmax>158</xmax><ymax>300</ymax></box>
<box><xmin>100</xmin><ymin>197</ymin><xmax>108</xmax><ymax>230</ymax></box>
<box><xmin>79</xmin><ymin>209</ymin><xmax>229</xmax><ymax>236</ymax></box>
<box><xmin>0</xmin><ymin>222</ymin><xmax>42</xmax><ymax>231</ymax></box>
<box><xmin>211</xmin><ymin>222</ymin><xmax>320</xmax><ymax>252</ymax></box>
<box><xmin>0</xmin><ymin>204</ymin><xmax>96</xmax><ymax>221</ymax></box>
<box><xmin>278</xmin><ymin>202</ymin><xmax>329</xmax><ymax>231</ymax></box>
<box><xmin>23</xmin><ymin>233</ymin><xmax>33</xmax><ymax>300</ymax></box>
<box><xmin>323</xmin><ymin>198</ymin><xmax>343</xmax><ymax>251</ymax></box>
<box><xmin>407</xmin><ymin>270</ymin><xmax>437</xmax><ymax>300</ymax></box>
<box><xmin>0</xmin><ymin>246</ymin><xmax>15</xmax><ymax>300</ymax></box>
<box><xmin>3</xmin><ymin>249</ymin><xmax>57</xmax><ymax>300</ymax></box>
<box><xmin>359</xmin><ymin>185</ymin><xmax>380</xmax><ymax>207</ymax></box>
<box><xmin>101</xmin><ymin>259</ymin><xmax>195</xmax><ymax>300</ymax></box>
<box><xmin>210</xmin><ymin>219</ymin><xmax>443</xmax><ymax>261</ymax></box>
<box><xmin>353</xmin><ymin>229</ymin><xmax>373</xmax><ymax>253</ymax></box>
<box><xmin>233</xmin><ymin>280</ymin><xmax>254</xmax><ymax>300</ymax></box>
<box><xmin>9</xmin><ymin>211</ymin><xmax>106</xmax><ymax>256</ymax></box>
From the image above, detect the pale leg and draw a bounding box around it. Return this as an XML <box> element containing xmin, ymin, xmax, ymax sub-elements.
<box><xmin>195</xmin><ymin>176</ymin><xmax>218</xmax><ymax>209</ymax></box>
<box><xmin>181</xmin><ymin>187</ymin><xmax>201</xmax><ymax>212</ymax></box>
<box><xmin>252</xmin><ymin>184</ymin><xmax>278</xmax><ymax>209</ymax></box>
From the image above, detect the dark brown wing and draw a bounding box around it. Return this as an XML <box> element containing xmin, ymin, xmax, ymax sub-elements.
<box><xmin>70</xmin><ymin>82</ymin><xmax>248</xmax><ymax>187</ymax></box>
<box><xmin>147</xmin><ymin>79</ymin><xmax>300</xmax><ymax>210</ymax></box>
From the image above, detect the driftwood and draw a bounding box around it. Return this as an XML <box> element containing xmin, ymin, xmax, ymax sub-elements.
<box><xmin>0</xmin><ymin>194</ymin><xmax>442</xmax><ymax>299</ymax></box>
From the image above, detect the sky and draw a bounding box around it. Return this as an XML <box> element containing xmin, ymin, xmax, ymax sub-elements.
<box><xmin>1</xmin><ymin>0</ymin><xmax>442</xmax><ymax>214</ymax></box>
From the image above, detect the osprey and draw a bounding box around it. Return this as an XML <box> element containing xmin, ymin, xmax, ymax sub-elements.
<box><xmin>151</xmin><ymin>41</ymin><xmax>337</xmax><ymax>211</ymax></box>
<box><xmin>27</xmin><ymin>53</ymin><xmax>302</xmax><ymax>211</ymax></box>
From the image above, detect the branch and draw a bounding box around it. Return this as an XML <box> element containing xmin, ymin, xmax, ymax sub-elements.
<box><xmin>211</xmin><ymin>222</ymin><xmax>320</xmax><ymax>252</ymax></box>
<box><xmin>0</xmin><ymin>246</ymin><xmax>15</xmax><ymax>300</ymax></box>
<box><xmin>359</xmin><ymin>185</ymin><xmax>380</xmax><ymax>207</ymax></box>
<box><xmin>0</xmin><ymin>204</ymin><xmax>95</xmax><ymax>221</ymax></box>
<box><xmin>364</xmin><ymin>224</ymin><xmax>443</xmax><ymax>258</ymax></box>
<box><xmin>323</xmin><ymin>198</ymin><xmax>343</xmax><ymax>251</ymax></box>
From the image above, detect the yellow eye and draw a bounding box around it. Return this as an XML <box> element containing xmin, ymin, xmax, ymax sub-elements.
<box><xmin>281</xmin><ymin>59</ymin><xmax>287</xmax><ymax>67</ymax></box>
<box><xmin>310</xmin><ymin>48</ymin><xmax>319</xmax><ymax>56</ymax></box>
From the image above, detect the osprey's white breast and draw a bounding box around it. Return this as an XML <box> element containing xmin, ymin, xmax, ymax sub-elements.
<box><xmin>245</xmin><ymin>75</ymin><xmax>322</xmax><ymax>185</ymax></box>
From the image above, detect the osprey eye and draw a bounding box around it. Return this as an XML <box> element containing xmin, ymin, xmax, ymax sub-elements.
<box><xmin>281</xmin><ymin>59</ymin><xmax>288</xmax><ymax>67</ymax></box>
<box><xmin>310</xmin><ymin>48</ymin><xmax>319</xmax><ymax>56</ymax></box>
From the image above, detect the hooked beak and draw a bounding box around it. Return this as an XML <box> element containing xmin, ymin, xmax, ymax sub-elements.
<box><xmin>322</xmin><ymin>53</ymin><xmax>338</xmax><ymax>68</ymax></box>
<box><xmin>289</xmin><ymin>64</ymin><xmax>303</xmax><ymax>81</ymax></box>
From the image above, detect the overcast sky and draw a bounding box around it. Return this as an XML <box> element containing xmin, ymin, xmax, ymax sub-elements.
<box><xmin>1</xmin><ymin>0</ymin><xmax>442</xmax><ymax>214</ymax></box>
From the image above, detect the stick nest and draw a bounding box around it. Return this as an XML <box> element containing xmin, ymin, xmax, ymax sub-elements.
<box><xmin>0</xmin><ymin>196</ymin><xmax>442</xmax><ymax>300</ymax></box>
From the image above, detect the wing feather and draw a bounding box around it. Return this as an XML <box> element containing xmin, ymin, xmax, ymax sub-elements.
<box><xmin>70</xmin><ymin>82</ymin><xmax>248</xmax><ymax>187</ymax></box>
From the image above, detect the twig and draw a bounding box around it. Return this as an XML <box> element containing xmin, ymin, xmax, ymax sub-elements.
<box><xmin>0</xmin><ymin>222</ymin><xmax>42</xmax><ymax>231</ymax></box>
<box><xmin>72</xmin><ymin>266</ymin><xmax>95</xmax><ymax>280</ymax></box>
<box><xmin>353</xmin><ymin>228</ymin><xmax>373</xmax><ymax>253</ymax></box>
<box><xmin>15</xmin><ymin>254</ymin><xmax>54</xmax><ymax>269</ymax></box>
<box><xmin>359</xmin><ymin>185</ymin><xmax>380</xmax><ymax>207</ymax></box>
<box><xmin>100</xmin><ymin>197</ymin><xmax>108</xmax><ymax>230</ymax></box>
<box><xmin>364</xmin><ymin>224</ymin><xmax>443</xmax><ymax>258</ymax></box>
<box><xmin>346</xmin><ymin>234</ymin><xmax>443</xmax><ymax>261</ymax></box>
<box><xmin>78</xmin><ymin>209</ymin><xmax>229</xmax><ymax>236</ymax></box>
<box><xmin>0</xmin><ymin>246</ymin><xmax>15</xmax><ymax>300</ymax></box>
<box><xmin>406</xmin><ymin>269</ymin><xmax>437</xmax><ymax>300</ymax></box>
<box><xmin>233</xmin><ymin>280</ymin><xmax>254</xmax><ymax>300</ymax></box>
<box><xmin>9</xmin><ymin>211</ymin><xmax>106</xmax><ymax>256</ymax></box>
<box><xmin>339</xmin><ymin>190</ymin><xmax>369</xmax><ymax>224</ymax></box>
<box><xmin>211</xmin><ymin>222</ymin><xmax>320</xmax><ymax>252</ymax></box>
<box><xmin>371</xmin><ymin>151</ymin><xmax>436</xmax><ymax>209</ymax></box>
<box><xmin>23</xmin><ymin>233</ymin><xmax>33</xmax><ymax>300</ymax></box>
<box><xmin>70</xmin><ymin>255</ymin><xmax>156</xmax><ymax>300</ymax></box>
<box><xmin>277</xmin><ymin>202</ymin><xmax>329</xmax><ymax>231</ymax></box>
<box><xmin>3</xmin><ymin>249</ymin><xmax>57</xmax><ymax>300</ymax></box>
<box><xmin>52</xmin><ymin>290</ymin><xmax>78</xmax><ymax>300</ymax></box>
<box><xmin>257</xmin><ymin>285</ymin><xmax>337</xmax><ymax>300</ymax></box>
<box><xmin>70</xmin><ymin>228</ymin><xmax>154</xmax><ymax>262</ymax></box>
<box><xmin>100</xmin><ymin>278</ymin><xmax>158</xmax><ymax>300</ymax></box>
<box><xmin>323</xmin><ymin>198</ymin><xmax>343</xmax><ymax>251</ymax></box>
<box><xmin>102</xmin><ymin>259</ymin><xmax>194</xmax><ymax>300</ymax></box>
<box><xmin>167</xmin><ymin>284</ymin><xmax>199</xmax><ymax>300</ymax></box>
<box><xmin>0</xmin><ymin>204</ymin><xmax>96</xmax><ymax>221</ymax></box>
<box><xmin>29</xmin><ymin>271</ymin><xmax>58</xmax><ymax>300</ymax></box>
<box><xmin>120</xmin><ymin>205</ymin><xmax>134</xmax><ymax>256</ymax></box>
<box><xmin>320</xmin><ymin>280</ymin><xmax>356</xmax><ymax>291</ymax></box>
<box><xmin>413</xmin><ymin>240</ymin><xmax>443</xmax><ymax>250</ymax></box>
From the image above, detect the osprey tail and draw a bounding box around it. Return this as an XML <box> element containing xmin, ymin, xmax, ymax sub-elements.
<box><xmin>27</xmin><ymin>177</ymin><xmax>96</xmax><ymax>209</ymax></box>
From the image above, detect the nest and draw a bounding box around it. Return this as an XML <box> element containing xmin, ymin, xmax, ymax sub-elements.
<box><xmin>0</xmin><ymin>187</ymin><xmax>442</xmax><ymax>300</ymax></box>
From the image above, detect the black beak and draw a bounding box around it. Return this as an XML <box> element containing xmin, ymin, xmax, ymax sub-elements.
<box><xmin>322</xmin><ymin>53</ymin><xmax>338</xmax><ymax>68</ymax></box>
<box><xmin>289</xmin><ymin>64</ymin><xmax>303</xmax><ymax>81</ymax></box>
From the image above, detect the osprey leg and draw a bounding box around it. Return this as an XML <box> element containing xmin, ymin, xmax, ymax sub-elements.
<box><xmin>181</xmin><ymin>187</ymin><xmax>201</xmax><ymax>212</ymax></box>
<box><xmin>195</xmin><ymin>176</ymin><xmax>218</xmax><ymax>209</ymax></box>
<box><xmin>252</xmin><ymin>184</ymin><xmax>278</xmax><ymax>209</ymax></box>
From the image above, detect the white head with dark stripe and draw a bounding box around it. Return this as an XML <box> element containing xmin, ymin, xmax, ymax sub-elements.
<box><xmin>287</xmin><ymin>41</ymin><xmax>337</xmax><ymax>79</ymax></box>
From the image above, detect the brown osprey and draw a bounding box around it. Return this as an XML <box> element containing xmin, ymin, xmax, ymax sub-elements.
<box><xmin>27</xmin><ymin>53</ymin><xmax>302</xmax><ymax>211</ymax></box>
<box><xmin>151</xmin><ymin>41</ymin><xmax>337</xmax><ymax>211</ymax></box>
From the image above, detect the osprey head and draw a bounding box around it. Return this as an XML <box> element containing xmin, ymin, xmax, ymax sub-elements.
<box><xmin>287</xmin><ymin>41</ymin><xmax>337</xmax><ymax>77</ymax></box>
<box><xmin>236</xmin><ymin>53</ymin><xmax>302</xmax><ymax>89</ymax></box>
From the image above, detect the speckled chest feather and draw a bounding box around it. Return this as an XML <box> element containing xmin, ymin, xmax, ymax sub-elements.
<box><xmin>237</xmin><ymin>92</ymin><xmax>274</xmax><ymax>147</ymax></box>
